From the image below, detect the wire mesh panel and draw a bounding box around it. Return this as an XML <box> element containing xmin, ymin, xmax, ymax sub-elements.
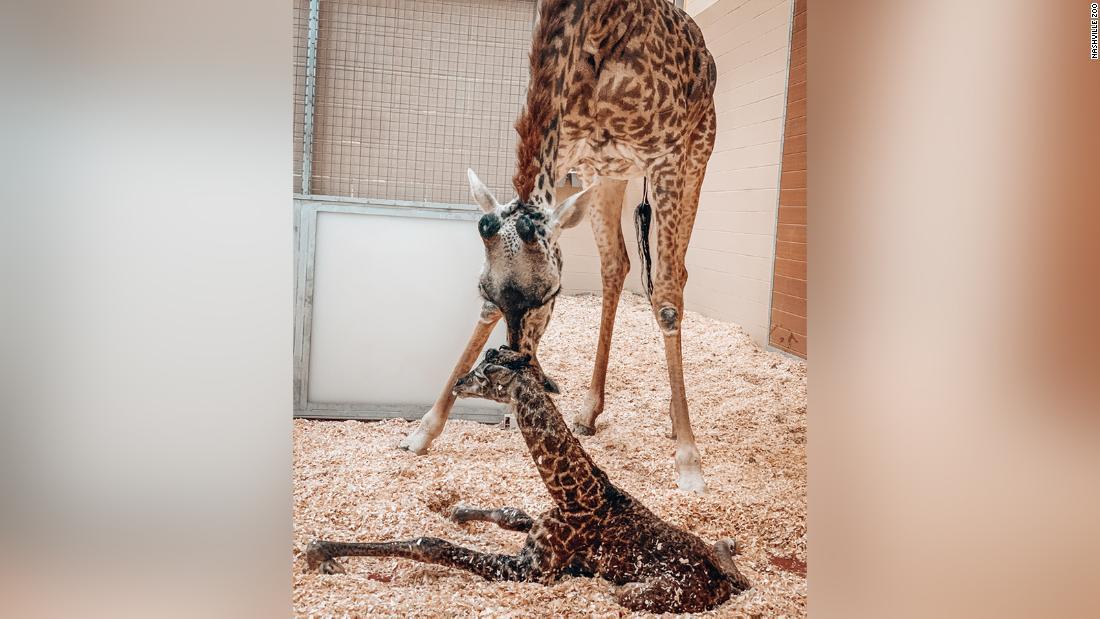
<box><xmin>293</xmin><ymin>0</ymin><xmax>535</xmax><ymax>204</ymax></box>
<box><xmin>292</xmin><ymin>1</ymin><xmax>311</xmax><ymax>193</ymax></box>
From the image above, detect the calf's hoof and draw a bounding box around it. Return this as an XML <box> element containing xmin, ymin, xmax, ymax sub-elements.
<box><xmin>304</xmin><ymin>541</ymin><xmax>345</xmax><ymax>574</ymax></box>
<box><xmin>317</xmin><ymin>559</ymin><xmax>346</xmax><ymax>574</ymax></box>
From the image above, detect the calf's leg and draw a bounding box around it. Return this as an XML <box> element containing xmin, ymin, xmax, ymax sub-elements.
<box><xmin>451</xmin><ymin>506</ymin><xmax>534</xmax><ymax>532</ymax></box>
<box><xmin>304</xmin><ymin>536</ymin><xmax>539</xmax><ymax>582</ymax></box>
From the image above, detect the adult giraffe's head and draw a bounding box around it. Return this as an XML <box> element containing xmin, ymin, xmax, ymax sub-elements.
<box><xmin>465</xmin><ymin>168</ymin><xmax>588</xmax><ymax>355</ymax></box>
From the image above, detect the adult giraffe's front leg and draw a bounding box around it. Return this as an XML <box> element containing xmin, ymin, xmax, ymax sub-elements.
<box><xmin>399</xmin><ymin>300</ymin><xmax>501</xmax><ymax>454</ymax></box>
<box><xmin>573</xmin><ymin>179</ymin><xmax>629</xmax><ymax>435</ymax></box>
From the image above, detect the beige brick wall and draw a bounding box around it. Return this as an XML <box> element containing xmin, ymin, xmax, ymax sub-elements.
<box><xmin>560</xmin><ymin>0</ymin><xmax>795</xmax><ymax>346</ymax></box>
<box><xmin>688</xmin><ymin>0</ymin><xmax>794</xmax><ymax>345</ymax></box>
<box><xmin>685</xmin><ymin>0</ymin><xmax>722</xmax><ymax>15</ymax></box>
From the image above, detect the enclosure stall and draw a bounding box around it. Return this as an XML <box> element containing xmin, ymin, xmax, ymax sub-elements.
<box><xmin>294</xmin><ymin>1</ymin><xmax>808</xmax><ymax>616</ymax></box>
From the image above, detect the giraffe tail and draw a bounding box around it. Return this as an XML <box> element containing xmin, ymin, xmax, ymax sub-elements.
<box><xmin>633</xmin><ymin>190</ymin><xmax>654</xmax><ymax>301</ymax></box>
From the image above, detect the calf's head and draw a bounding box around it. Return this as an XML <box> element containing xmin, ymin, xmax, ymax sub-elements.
<box><xmin>452</xmin><ymin>347</ymin><xmax>539</xmax><ymax>403</ymax></box>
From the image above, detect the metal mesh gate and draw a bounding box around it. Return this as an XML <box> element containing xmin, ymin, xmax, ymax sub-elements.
<box><xmin>293</xmin><ymin>0</ymin><xmax>536</xmax><ymax>205</ymax></box>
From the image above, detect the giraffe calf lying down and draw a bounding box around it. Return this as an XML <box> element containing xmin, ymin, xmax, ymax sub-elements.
<box><xmin>305</xmin><ymin>347</ymin><xmax>749</xmax><ymax>613</ymax></box>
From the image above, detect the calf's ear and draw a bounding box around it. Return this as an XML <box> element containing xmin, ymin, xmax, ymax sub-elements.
<box><xmin>542</xmin><ymin>375</ymin><xmax>561</xmax><ymax>394</ymax></box>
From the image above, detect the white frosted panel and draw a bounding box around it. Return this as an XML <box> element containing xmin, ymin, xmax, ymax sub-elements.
<box><xmin>309</xmin><ymin>212</ymin><xmax>506</xmax><ymax>406</ymax></box>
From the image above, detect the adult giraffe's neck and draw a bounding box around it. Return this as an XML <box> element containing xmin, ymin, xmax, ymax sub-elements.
<box><xmin>512</xmin><ymin>0</ymin><xmax>587</xmax><ymax>209</ymax></box>
<box><xmin>510</xmin><ymin>369</ymin><xmax>610</xmax><ymax>514</ymax></box>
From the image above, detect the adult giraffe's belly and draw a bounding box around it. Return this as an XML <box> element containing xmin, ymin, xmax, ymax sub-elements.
<box><xmin>558</xmin><ymin>138</ymin><xmax>647</xmax><ymax>181</ymax></box>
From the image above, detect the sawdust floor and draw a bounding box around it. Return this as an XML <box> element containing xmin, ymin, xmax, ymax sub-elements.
<box><xmin>294</xmin><ymin>293</ymin><xmax>807</xmax><ymax>617</ymax></box>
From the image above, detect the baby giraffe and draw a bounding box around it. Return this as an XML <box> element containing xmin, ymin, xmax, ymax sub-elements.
<box><xmin>305</xmin><ymin>347</ymin><xmax>749</xmax><ymax>613</ymax></box>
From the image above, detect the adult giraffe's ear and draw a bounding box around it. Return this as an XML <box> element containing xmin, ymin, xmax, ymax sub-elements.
<box><xmin>467</xmin><ymin>168</ymin><xmax>499</xmax><ymax>214</ymax></box>
<box><xmin>549</xmin><ymin>186</ymin><xmax>590</xmax><ymax>238</ymax></box>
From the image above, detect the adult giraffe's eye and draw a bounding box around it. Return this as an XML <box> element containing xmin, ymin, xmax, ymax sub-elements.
<box><xmin>478</xmin><ymin>213</ymin><xmax>501</xmax><ymax>239</ymax></box>
<box><xmin>515</xmin><ymin>214</ymin><xmax>538</xmax><ymax>244</ymax></box>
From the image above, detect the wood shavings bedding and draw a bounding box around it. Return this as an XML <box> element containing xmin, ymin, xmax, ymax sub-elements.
<box><xmin>294</xmin><ymin>293</ymin><xmax>807</xmax><ymax>617</ymax></box>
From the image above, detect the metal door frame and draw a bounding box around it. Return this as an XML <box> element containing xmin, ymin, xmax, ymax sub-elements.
<box><xmin>292</xmin><ymin>195</ymin><xmax>503</xmax><ymax>422</ymax></box>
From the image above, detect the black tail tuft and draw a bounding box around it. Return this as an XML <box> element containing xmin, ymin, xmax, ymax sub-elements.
<box><xmin>634</xmin><ymin>195</ymin><xmax>654</xmax><ymax>300</ymax></box>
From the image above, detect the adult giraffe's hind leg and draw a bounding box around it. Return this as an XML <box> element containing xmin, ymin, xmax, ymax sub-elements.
<box><xmin>572</xmin><ymin>178</ymin><xmax>629</xmax><ymax>435</ymax></box>
<box><xmin>660</xmin><ymin>321</ymin><xmax>705</xmax><ymax>493</ymax></box>
<box><xmin>647</xmin><ymin>109</ymin><xmax>715</xmax><ymax>493</ymax></box>
<box><xmin>399</xmin><ymin>301</ymin><xmax>502</xmax><ymax>454</ymax></box>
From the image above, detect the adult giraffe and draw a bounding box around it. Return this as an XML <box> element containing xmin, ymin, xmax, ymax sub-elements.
<box><xmin>400</xmin><ymin>0</ymin><xmax>718</xmax><ymax>492</ymax></box>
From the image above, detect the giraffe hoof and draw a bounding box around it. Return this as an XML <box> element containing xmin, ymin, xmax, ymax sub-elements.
<box><xmin>675</xmin><ymin>446</ymin><xmax>706</xmax><ymax>493</ymax></box>
<box><xmin>398</xmin><ymin>430</ymin><xmax>432</xmax><ymax>455</ymax></box>
<box><xmin>677</xmin><ymin>477</ymin><xmax>706</xmax><ymax>494</ymax></box>
<box><xmin>304</xmin><ymin>541</ymin><xmax>343</xmax><ymax>573</ymax></box>
<box><xmin>676</xmin><ymin>469</ymin><xmax>707</xmax><ymax>494</ymax></box>
<box><xmin>572</xmin><ymin>422</ymin><xmax>595</xmax><ymax>436</ymax></box>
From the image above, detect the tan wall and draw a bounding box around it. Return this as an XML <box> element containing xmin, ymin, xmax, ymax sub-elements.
<box><xmin>686</xmin><ymin>0</ymin><xmax>794</xmax><ymax>345</ymax></box>
<box><xmin>769</xmin><ymin>0</ymin><xmax>806</xmax><ymax>357</ymax></box>
<box><xmin>682</xmin><ymin>0</ymin><xmax>796</xmax><ymax>347</ymax></box>
<box><xmin>684</xmin><ymin>0</ymin><xmax>722</xmax><ymax>15</ymax></box>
